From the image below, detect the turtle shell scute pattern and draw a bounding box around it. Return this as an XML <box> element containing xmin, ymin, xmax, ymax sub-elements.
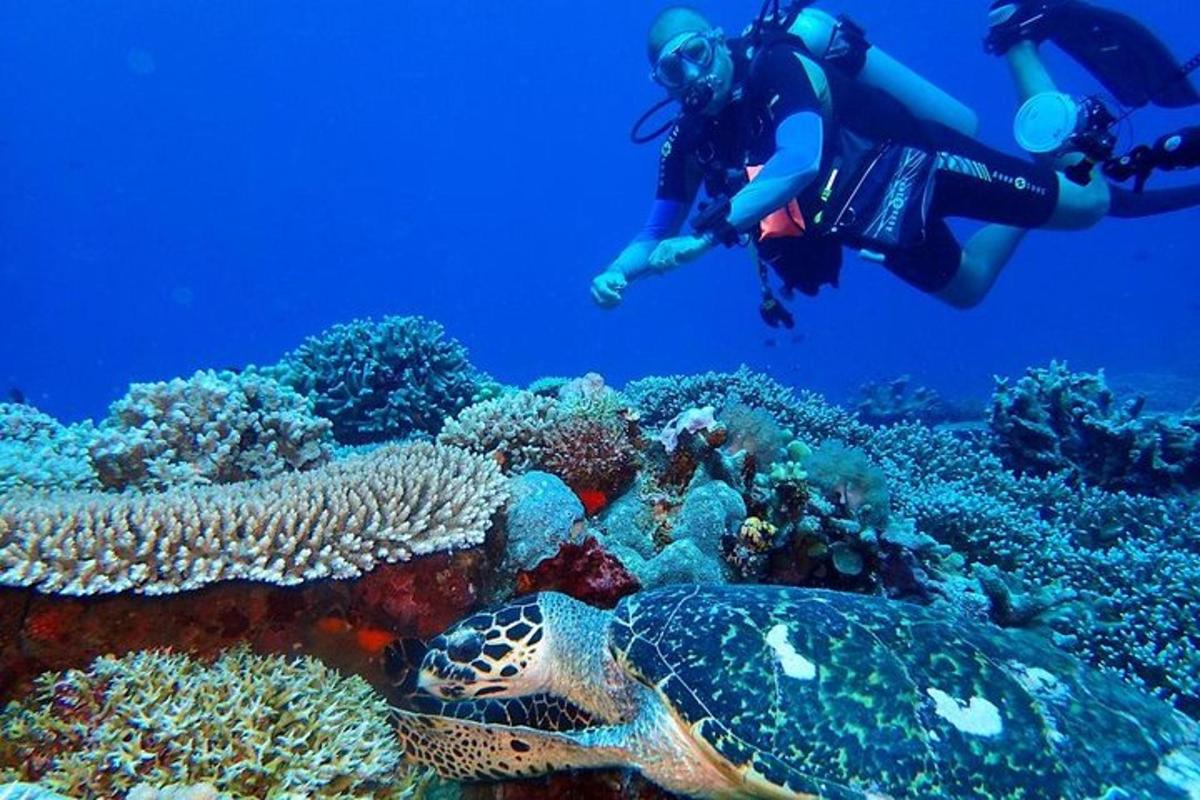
<box><xmin>609</xmin><ymin>584</ymin><xmax>1200</xmax><ymax>799</ymax></box>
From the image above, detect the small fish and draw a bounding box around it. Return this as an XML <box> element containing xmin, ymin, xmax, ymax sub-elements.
<box><xmin>7</xmin><ymin>388</ymin><xmax>26</xmax><ymax>405</ymax></box>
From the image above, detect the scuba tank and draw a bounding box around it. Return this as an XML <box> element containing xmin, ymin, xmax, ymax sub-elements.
<box><xmin>787</xmin><ymin>7</ymin><xmax>980</xmax><ymax>137</ymax></box>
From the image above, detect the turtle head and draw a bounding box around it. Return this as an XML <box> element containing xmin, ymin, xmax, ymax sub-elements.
<box><xmin>418</xmin><ymin>593</ymin><xmax>558</xmax><ymax>701</ymax></box>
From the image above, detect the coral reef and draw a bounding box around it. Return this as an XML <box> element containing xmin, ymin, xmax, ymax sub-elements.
<box><xmin>0</xmin><ymin>647</ymin><xmax>412</xmax><ymax>798</ymax></box>
<box><xmin>541</xmin><ymin>412</ymin><xmax>638</xmax><ymax>500</ymax></box>
<box><xmin>0</xmin><ymin>404</ymin><xmax>97</xmax><ymax>495</ymax></box>
<box><xmin>855</xmin><ymin>375</ymin><xmax>977</xmax><ymax>426</ymax></box>
<box><xmin>274</xmin><ymin>316</ymin><xmax>484</xmax><ymax>444</ymax></box>
<box><xmin>438</xmin><ymin>391</ymin><xmax>562</xmax><ymax>473</ymax></box>
<box><xmin>990</xmin><ymin>361</ymin><xmax>1200</xmax><ymax>495</ymax></box>
<box><xmin>624</xmin><ymin>366</ymin><xmax>867</xmax><ymax>446</ymax></box>
<box><xmin>0</xmin><ymin>443</ymin><xmax>508</xmax><ymax>595</ymax></box>
<box><xmin>514</xmin><ymin>537</ymin><xmax>640</xmax><ymax>608</ymax></box>
<box><xmin>499</xmin><ymin>472</ymin><xmax>585</xmax><ymax>591</ymax></box>
<box><xmin>88</xmin><ymin>369</ymin><xmax>333</xmax><ymax>492</ymax></box>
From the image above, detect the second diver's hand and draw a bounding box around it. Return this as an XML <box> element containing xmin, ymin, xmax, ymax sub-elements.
<box><xmin>590</xmin><ymin>270</ymin><xmax>628</xmax><ymax>308</ymax></box>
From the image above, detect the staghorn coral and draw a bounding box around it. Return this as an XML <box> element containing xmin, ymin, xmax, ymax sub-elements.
<box><xmin>990</xmin><ymin>361</ymin><xmax>1200</xmax><ymax>495</ymax></box>
<box><xmin>0</xmin><ymin>443</ymin><xmax>508</xmax><ymax>596</ymax></box>
<box><xmin>624</xmin><ymin>366</ymin><xmax>867</xmax><ymax>446</ymax></box>
<box><xmin>0</xmin><ymin>404</ymin><xmax>98</xmax><ymax>495</ymax></box>
<box><xmin>274</xmin><ymin>316</ymin><xmax>484</xmax><ymax>444</ymax></box>
<box><xmin>0</xmin><ymin>647</ymin><xmax>417</xmax><ymax>798</ymax></box>
<box><xmin>438</xmin><ymin>391</ymin><xmax>564</xmax><ymax>473</ymax></box>
<box><xmin>89</xmin><ymin>369</ymin><xmax>333</xmax><ymax>492</ymax></box>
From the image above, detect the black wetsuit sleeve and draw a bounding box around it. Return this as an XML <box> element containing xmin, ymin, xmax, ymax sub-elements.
<box><xmin>749</xmin><ymin>45</ymin><xmax>827</xmax><ymax>134</ymax></box>
<box><xmin>655</xmin><ymin>122</ymin><xmax>703</xmax><ymax>203</ymax></box>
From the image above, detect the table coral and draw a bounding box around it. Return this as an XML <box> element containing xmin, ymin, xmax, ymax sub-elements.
<box><xmin>0</xmin><ymin>442</ymin><xmax>507</xmax><ymax>596</ymax></box>
<box><xmin>0</xmin><ymin>647</ymin><xmax>415</xmax><ymax>798</ymax></box>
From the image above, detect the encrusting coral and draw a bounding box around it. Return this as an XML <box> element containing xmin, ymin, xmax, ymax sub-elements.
<box><xmin>0</xmin><ymin>442</ymin><xmax>508</xmax><ymax>596</ymax></box>
<box><xmin>273</xmin><ymin>315</ymin><xmax>485</xmax><ymax>444</ymax></box>
<box><xmin>88</xmin><ymin>369</ymin><xmax>334</xmax><ymax>492</ymax></box>
<box><xmin>0</xmin><ymin>647</ymin><xmax>419</xmax><ymax>798</ymax></box>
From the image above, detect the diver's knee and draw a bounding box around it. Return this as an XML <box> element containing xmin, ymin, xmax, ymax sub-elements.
<box><xmin>1047</xmin><ymin>174</ymin><xmax>1110</xmax><ymax>229</ymax></box>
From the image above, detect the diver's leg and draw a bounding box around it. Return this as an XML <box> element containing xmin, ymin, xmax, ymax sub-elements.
<box><xmin>934</xmin><ymin>225</ymin><xmax>1029</xmax><ymax>310</ymax></box>
<box><xmin>1044</xmin><ymin>173</ymin><xmax>1111</xmax><ymax>229</ymax></box>
<box><xmin>1004</xmin><ymin>40</ymin><xmax>1058</xmax><ymax>101</ymax></box>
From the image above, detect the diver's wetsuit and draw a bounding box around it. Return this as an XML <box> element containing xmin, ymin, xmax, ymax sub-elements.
<box><xmin>644</xmin><ymin>40</ymin><xmax>1061</xmax><ymax>294</ymax></box>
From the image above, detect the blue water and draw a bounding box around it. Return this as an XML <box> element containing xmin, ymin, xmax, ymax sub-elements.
<box><xmin>1</xmin><ymin>1</ymin><xmax>1197</xmax><ymax>422</ymax></box>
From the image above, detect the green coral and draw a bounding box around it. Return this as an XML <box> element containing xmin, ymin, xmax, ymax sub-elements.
<box><xmin>0</xmin><ymin>647</ymin><xmax>418</xmax><ymax>798</ymax></box>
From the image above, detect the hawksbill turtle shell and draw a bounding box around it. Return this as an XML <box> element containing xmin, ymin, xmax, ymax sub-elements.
<box><xmin>608</xmin><ymin>584</ymin><xmax>1200</xmax><ymax>799</ymax></box>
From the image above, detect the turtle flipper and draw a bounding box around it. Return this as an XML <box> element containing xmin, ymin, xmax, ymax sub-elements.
<box><xmin>394</xmin><ymin>709</ymin><xmax>626</xmax><ymax>782</ymax></box>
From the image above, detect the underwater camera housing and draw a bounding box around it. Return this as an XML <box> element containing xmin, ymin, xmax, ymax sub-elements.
<box><xmin>1014</xmin><ymin>91</ymin><xmax>1119</xmax><ymax>185</ymax></box>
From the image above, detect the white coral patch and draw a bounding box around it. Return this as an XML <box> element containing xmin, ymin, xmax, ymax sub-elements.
<box><xmin>765</xmin><ymin>624</ymin><xmax>816</xmax><ymax>681</ymax></box>
<box><xmin>1157</xmin><ymin>749</ymin><xmax>1200</xmax><ymax>799</ymax></box>
<box><xmin>926</xmin><ymin>688</ymin><xmax>1003</xmax><ymax>738</ymax></box>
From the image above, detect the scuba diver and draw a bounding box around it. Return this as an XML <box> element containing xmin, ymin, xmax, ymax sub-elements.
<box><xmin>590</xmin><ymin>1</ymin><xmax>1200</xmax><ymax>323</ymax></box>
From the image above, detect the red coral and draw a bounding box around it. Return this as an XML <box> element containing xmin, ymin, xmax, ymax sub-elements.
<box><xmin>576</xmin><ymin>488</ymin><xmax>609</xmax><ymax>516</ymax></box>
<box><xmin>515</xmin><ymin>537</ymin><xmax>640</xmax><ymax>608</ymax></box>
<box><xmin>24</xmin><ymin>607</ymin><xmax>74</xmax><ymax>645</ymax></box>
<box><xmin>350</xmin><ymin>554</ymin><xmax>480</xmax><ymax>639</ymax></box>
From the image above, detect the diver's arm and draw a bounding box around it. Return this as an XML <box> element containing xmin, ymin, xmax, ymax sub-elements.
<box><xmin>648</xmin><ymin>112</ymin><xmax>823</xmax><ymax>271</ymax></box>
<box><xmin>726</xmin><ymin>112</ymin><xmax>823</xmax><ymax>231</ymax></box>
<box><xmin>592</xmin><ymin>197</ymin><xmax>693</xmax><ymax>307</ymax></box>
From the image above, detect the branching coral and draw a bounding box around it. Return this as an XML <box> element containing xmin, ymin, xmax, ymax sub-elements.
<box><xmin>0</xmin><ymin>443</ymin><xmax>508</xmax><ymax>596</ymax></box>
<box><xmin>0</xmin><ymin>404</ymin><xmax>97</xmax><ymax>496</ymax></box>
<box><xmin>0</xmin><ymin>647</ymin><xmax>414</xmax><ymax>798</ymax></box>
<box><xmin>438</xmin><ymin>391</ymin><xmax>564</xmax><ymax>472</ymax></box>
<box><xmin>864</xmin><ymin>420</ymin><xmax>1200</xmax><ymax>713</ymax></box>
<box><xmin>88</xmin><ymin>369</ymin><xmax>333</xmax><ymax>492</ymax></box>
<box><xmin>990</xmin><ymin>361</ymin><xmax>1200</xmax><ymax>495</ymax></box>
<box><xmin>274</xmin><ymin>316</ymin><xmax>484</xmax><ymax>444</ymax></box>
<box><xmin>624</xmin><ymin>366</ymin><xmax>868</xmax><ymax>446</ymax></box>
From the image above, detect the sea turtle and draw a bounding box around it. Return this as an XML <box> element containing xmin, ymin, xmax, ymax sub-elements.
<box><xmin>393</xmin><ymin>584</ymin><xmax>1200</xmax><ymax>799</ymax></box>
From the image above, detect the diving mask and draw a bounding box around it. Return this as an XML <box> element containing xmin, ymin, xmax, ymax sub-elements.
<box><xmin>652</xmin><ymin>31</ymin><xmax>717</xmax><ymax>90</ymax></box>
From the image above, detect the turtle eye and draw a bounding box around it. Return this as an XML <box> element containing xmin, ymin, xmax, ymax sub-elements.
<box><xmin>447</xmin><ymin>633</ymin><xmax>484</xmax><ymax>664</ymax></box>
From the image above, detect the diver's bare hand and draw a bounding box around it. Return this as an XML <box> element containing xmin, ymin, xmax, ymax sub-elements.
<box><xmin>591</xmin><ymin>270</ymin><xmax>627</xmax><ymax>308</ymax></box>
<box><xmin>649</xmin><ymin>235</ymin><xmax>712</xmax><ymax>272</ymax></box>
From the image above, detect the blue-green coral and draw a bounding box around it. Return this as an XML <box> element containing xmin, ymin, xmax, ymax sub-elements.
<box><xmin>275</xmin><ymin>316</ymin><xmax>485</xmax><ymax>444</ymax></box>
<box><xmin>0</xmin><ymin>404</ymin><xmax>97</xmax><ymax>495</ymax></box>
<box><xmin>990</xmin><ymin>361</ymin><xmax>1200</xmax><ymax>495</ymax></box>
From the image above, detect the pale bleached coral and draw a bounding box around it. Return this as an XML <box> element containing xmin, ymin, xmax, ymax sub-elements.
<box><xmin>437</xmin><ymin>391</ymin><xmax>565</xmax><ymax>473</ymax></box>
<box><xmin>0</xmin><ymin>442</ymin><xmax>508</xmax><ymax>596</ymax></box>
<box><xmin>0</xmin><ymin>647</ymin><xmax>415</xmax><ymax>798</ymax></box>
<box><xmin>88</xmin><ymin>369</ymin><xmax>334</xmax><ymax>492</ymax></box>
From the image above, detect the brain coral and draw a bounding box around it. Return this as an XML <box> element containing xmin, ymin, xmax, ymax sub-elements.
<box><xmin>88</xmin><ymin>369</ymin><xmax>334</xmax><ymax>492</ymax></box>
<box><xmin>275</xmin><ymin>316</ymin><xmax>484</xmax><ymax>444</ymax></box>
<box><xmin>0</xmin><ymin>647</ymin><xmax>413</xmax><ymax>798</ymax></box>
<box><xmin>0</xmin><ymin>442</ymin><xmax>508</xmax><ymax>595</ymax></box>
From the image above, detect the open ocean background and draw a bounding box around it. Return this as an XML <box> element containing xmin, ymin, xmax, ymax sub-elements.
<box><xmin>1</xmin><ymin>0</ymin><xmax>1197</xmax><ymax>422</ymax></box>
